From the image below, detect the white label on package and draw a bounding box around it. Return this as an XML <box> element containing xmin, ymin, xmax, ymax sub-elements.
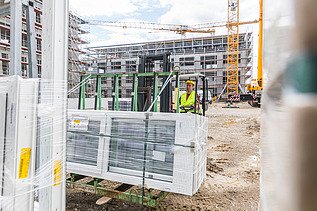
<box><xmin>152</xmin><ymin>151</ymin><xmax>166</xmax><ymax>162</ymax></box>
<box><xmin>69</xmin><ymin>116</ymin><xmax>89</xmax><ymax>131</ymax></box>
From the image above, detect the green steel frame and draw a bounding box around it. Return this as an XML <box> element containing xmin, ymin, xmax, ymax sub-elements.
<box><xmin>78</xmin><ymin>71</ymin><xmax>180</xmax><ymax>112</ymax></box>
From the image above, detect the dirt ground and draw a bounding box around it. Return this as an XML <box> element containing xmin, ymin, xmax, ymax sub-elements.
<box><xmin>66</xmin><ymin>102</ymin><xmax>261</xmax><ymax>211</ymax></box>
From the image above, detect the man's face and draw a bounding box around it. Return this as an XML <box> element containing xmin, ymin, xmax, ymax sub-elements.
<box><xmin>186</xmin><ymin>84</ymin><xmax>194</xmax><ymax>93</ymax></box>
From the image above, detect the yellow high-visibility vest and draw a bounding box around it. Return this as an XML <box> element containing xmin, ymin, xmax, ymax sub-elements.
<box><xmin>180</xmin><ymin>91</ymin><xmax>198</xmax><ymax>113</ymax></box>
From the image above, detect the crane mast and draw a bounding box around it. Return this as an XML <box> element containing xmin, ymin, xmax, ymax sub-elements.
<box><xmin>257</xmin><ymin>0</ymin><xmax>263</xmax><ymax>89</ymax></box>
<box><xmin>227</xmin><ymin>0</ymin><xmax>240</xmax><ymax>95</ymax></box>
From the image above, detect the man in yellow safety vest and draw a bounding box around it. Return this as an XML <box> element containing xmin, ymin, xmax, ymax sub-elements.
<box><xmin>179</xmin><ymin>80</ymin><xmax>200</xmax><ymax>113</ymax></box>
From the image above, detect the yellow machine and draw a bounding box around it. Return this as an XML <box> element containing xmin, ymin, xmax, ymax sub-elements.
<box><xmin>246</xmin><ymin>0</ymin><xmax>264</xmax><ymax>107</ymax></box>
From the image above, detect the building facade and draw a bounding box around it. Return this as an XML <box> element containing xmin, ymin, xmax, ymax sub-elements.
<box><xmin>87</xmin><ymin>33</ymin><xmax>253</xmax><ymax>98</ymax></box>
<box><xmin>0</xmin><ymin>0</ymin><xmax>87</xmax><ymax>97</ymax></box>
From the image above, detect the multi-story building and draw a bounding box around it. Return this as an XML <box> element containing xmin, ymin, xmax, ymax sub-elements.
<box><xmin>0</xmin><ymin>0</ymin><xmax>88</xmax><ymax>97</ymax></box>
<box><xmin>87</xmin><ymin>33</ymin><xmax>253</xmax><ymax>98</ymax></box>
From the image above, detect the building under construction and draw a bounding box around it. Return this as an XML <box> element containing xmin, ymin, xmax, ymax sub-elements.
<box><xmin>0</xmin><ymin>0</ymin><xmax>87</xmax><ymax>97</ymax></box>
<box><xmin>86</xmin><ymin>33</ymin><xmax>253</xmax><ymax>98</ymax></box>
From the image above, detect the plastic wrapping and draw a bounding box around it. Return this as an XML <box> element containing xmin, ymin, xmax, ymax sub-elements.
<box><xmin>0</xmin><ymin>76</ymin><xmax>67</xmax><ymax>211</ymax></box>
<box><xmin>68</xmin><ymin>98</ymin><xmax>132</xmax><ymax>111</ymax></box>
<box><xmin>67</xmin><ymin>110</ymin><xmax>208</xmax><ymax>196</ymax></box>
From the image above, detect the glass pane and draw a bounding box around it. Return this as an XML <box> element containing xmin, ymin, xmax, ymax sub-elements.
<box><xmin>109</xmin><ymin>118</ymin><xmax>176</xmax><ymax>181</ymax></box>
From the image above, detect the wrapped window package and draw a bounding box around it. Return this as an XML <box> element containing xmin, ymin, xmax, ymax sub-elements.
<box><xmin>67</xmin><ymin>110</ymin><xmax>208</xmax><ymax>196</ymax></box>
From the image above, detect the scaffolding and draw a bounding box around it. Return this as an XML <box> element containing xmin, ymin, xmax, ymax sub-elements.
<box><xmin>0</xmin><ymin>0</ymin><xmax>87</xmax><ymax>96</ymax></box>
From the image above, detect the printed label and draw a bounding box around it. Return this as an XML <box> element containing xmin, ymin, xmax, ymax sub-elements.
<box><xmin>18</xmin><ymin>148</ymin><xmax>31</xmax><ymax>179</ymax></box>
<box><xmin>152</xmin><ymin>150</ymin><xmax>166</xmax><ymax>162</ymax></box>
<box><xmin>53</xmin><ymin>160</ymin><xmax>62</xmax><ymax>186</ymax></box>
<box><xmin>73</xmin><ymin>119</ymin><xmax>81</xmax><ymax>124</ymax></box>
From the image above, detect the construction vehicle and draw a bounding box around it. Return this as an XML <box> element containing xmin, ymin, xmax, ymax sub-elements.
<box><xmin>245</xmin><ymin>0</ymin><xmax>263</xmax><ymax>107</ymax></box>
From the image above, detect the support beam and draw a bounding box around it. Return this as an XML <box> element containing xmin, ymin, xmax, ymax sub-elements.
<box><xmin>25</xmin><ymin>1</ymin><xmax>38</xmax><ymax>78</ymax></box>
<box><xmin>39</xmin><ymin>0</ymin><xmax>69</xmax><ymax>210</ymax></box>
<box><xmin>132</xmin><ymin>74</ymin><xmax>138</xmax><ymax>111</ymax></box>
<box><xmin>10</xmin><ymin>0</ymin><xmax>23</xmax><ymax>76</ymax></box>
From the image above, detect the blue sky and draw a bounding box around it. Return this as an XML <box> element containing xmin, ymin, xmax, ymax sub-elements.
<box><xmin>69</xmin><ymin>0</ymin><xmax>259</xmax><ymax>47</ymax></box>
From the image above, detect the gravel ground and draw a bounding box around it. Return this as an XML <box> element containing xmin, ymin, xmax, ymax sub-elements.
<box><xmin>66</xmin><ymin>102</ymin><xmax>261</xmax><ymax>211</ymax></box>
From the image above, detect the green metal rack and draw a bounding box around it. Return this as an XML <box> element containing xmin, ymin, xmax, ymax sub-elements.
<box><xmin>78</xmin><ymin>71</ymin><xmax>180</xmax><ymax>112</ymax></box>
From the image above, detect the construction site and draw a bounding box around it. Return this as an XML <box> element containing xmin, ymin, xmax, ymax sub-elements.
<box><xmin>0</xmin><ymin>0</ymin><xmax>317</xmax><ymax>211</ymax></box>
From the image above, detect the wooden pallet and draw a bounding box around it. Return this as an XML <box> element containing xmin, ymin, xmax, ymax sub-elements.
<box><xmin>66</xmin><ymin>173</ymin><xmax>169</xmax><ymax>208</ymax></box>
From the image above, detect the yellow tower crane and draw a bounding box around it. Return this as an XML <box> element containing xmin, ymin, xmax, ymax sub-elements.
<box><xmin>227</xmin><ymin>0</ymin><xmax>240</xmax><ymax>95</ymax></box>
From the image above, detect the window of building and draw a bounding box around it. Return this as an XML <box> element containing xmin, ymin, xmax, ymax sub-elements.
<box><xmin>101</xmin><ymin>78</ymin><xmax>107</xmax><ymax>85</ymax></box>
<box><xmin>174</xmin><ymin>42</ymin><xmax>182</xmax><ymax>47</ymax></box>
<box><xmin>184</xmin><ymin>41</ymin><xmax>192</xmax><ymax>47</ymax></box>
<box><xmin>111</xmin><ymin>62</ymin><xmax>121</xmax><ymax>70</ymax></box>
<box><xmin>0</xmin><ymin>28</ymin><xmax>9</xmax><ymax>40</ymax></box>
<box><xmin>37</xmin><ymin>65</ymin><xmax>41</xmax><ymax>77</ymax></box>
<box><xmin>2</xmin><ymin>53</ymin><xmax>8</xmax><ymax>59</ymax></box>
<box><xmin>165</xmin><ymin>43</ymin><xmax>173</xmax><ymax>48</ymax></box>
<box><xmin>179</xmin><ymin>57</ymin><xmax>194</xmax><ymax>66</ymax></box>
<box><xmin>213</xmin><ymin>38</ymin><xmax>222</xmax><ymax>44</ymax></box>
<box><xmin>201</xmin><ymin>56</ymin><xmax>218</xmax><ymax>69</ymax></box>
<box><xmin>193</xmin><ymin>40</ymin><xmax>202</xmax><ymax>46</ymax></box>
<box><xmin>203</xmin><ymin>39</ymin><xmax>212</xmax><ymax>45</ymax></box>
<box><xmin>208</xmin><ymin>71</ymin><xmax>217</xmax><ymax>82</ymax></box>
<box><xmin>37</xmin><ymin>39</ymin><xmax>41</xmax><ymax>51</ymax></box>
<box><xmin>126</xmin><ymin>60</ymin><xmax>137</xmax><ymax>72</ymax></box>
<box><xmin>36</xmin><ymin>12</ymin><xmax>41</xmax><ymax>24</ymax></box>
<box><xmin>98</xmin><ymin>62</ymin><xmax>106</xmax><ymax>67</ymax></box>
<box><xmin>148</xmin><ymin>44</ymin><xmax>155</xmax><ymax>49</ymax></box>
<box><xmin>126</xmin><ymin>89</ymin><xmax>132</xmax><ymax>98</ymax></box>
<box><xmin>223</xmin><ymin>71</ymin><xmax>227</xmax><ymax>85</ymax></box>
<box><xmin>223</xmin><ymin>55</ymin><xmax>227</xmax><ymax>64</ymax></box>
<box><xmin>2</xmin><ymin>62</ymin><xmax>8</xmax><ymax>75</ymax></box>
<box><xmin>22</xmin><ymin>36</ymin><xmax>27</xmax><ymax>47</ymax></box>
<box><xmin>22</xmin><ymin>64</ymin><xmax>28</xmax><ymax>76</ymax></box>
<box><xmin>210</xmin><ymin>72</ymin><xmax>217</xmax><ymax>77</ymax></box>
